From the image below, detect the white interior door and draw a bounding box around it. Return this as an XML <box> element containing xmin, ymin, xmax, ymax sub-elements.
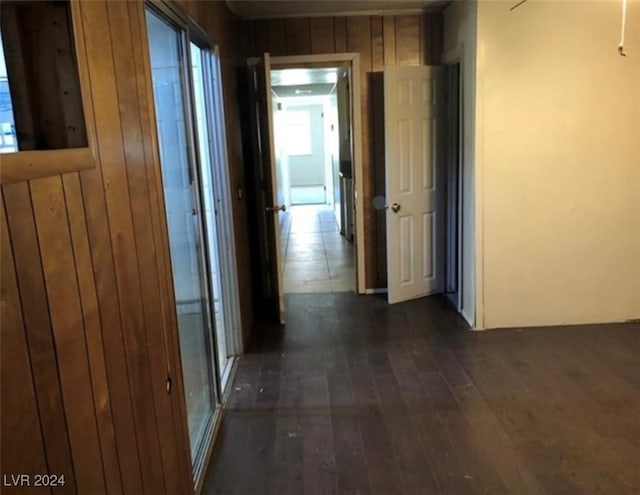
<box><xmin>262</xmin><ymin>54</ymin><xmax>286</xmax><ymax>323</ymax></box>
<box><xmin>248</xmin><ymin>54</ymin><xmax>286</xmax><ymax>323</ymax></box>
<box><xmin>385</xmin><ymin>65</ymin><xmax>444</xmax><ymax>304</ymax></box>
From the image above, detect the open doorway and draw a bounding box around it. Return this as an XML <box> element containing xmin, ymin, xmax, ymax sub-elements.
<box><xmin>382</xmin><ymin>63</ymin><xmax>464</xmax><ymax>309</ymax></box>
<box><xmin>246</xmin><ymin>53</ymin><xmax>363</xmax><ymax>321</ymax></box>
<box><xmin>270</xmin><ymin>66</ymin><xmax>355</xmax><ymax>294</ymax></box>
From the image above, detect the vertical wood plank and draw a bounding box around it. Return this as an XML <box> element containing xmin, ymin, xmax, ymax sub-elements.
<box><xmin>253</xmin><ymin>20</ymin><xmax>269</xmax><ymax>55</ymax></box>
<box><xmin>420</xmin><ymin>13</ymin><xmax>430</xmax><ymax>66</ymax></box>
<box><xmin>328</xmin><ymin>371</ymin><xmax>370</xmax><ymax>494</ymax></box>
<box><xmin>62</xmin><ymin>174</ymin><xmax>123</xmax><ymax>495</ymax></box>
<box><xmin>30</xmin><ymin>176</ymin><xmax>107</xmax><ymax>495</ymax></box>
<box><xmin>0</xmin><ymin>194</ymin><xmax>49</xmax><ymax>495</ymax></box>
<box><xmin>2</xmin><ymin>182</ymin><xmax>77</xmax><ymax>495</ymax></box>
<box><xmin>395</xmin><ymin>15</ymin><xmax>421</xmax><ymax>66</ymax></box>
<box><xmin>334</xmin><ymin>17</ymin><xmax>347</xmax><ymax>53</ymax></box>
<box><xmin>78</xmin><ymin>168</ymin><xmax>145</xmax><ymax>492</ymax></box>
<box><xmin>310</xmin><ymin>18</ymin><xmax>335</xmax><ymax>54</ymax></box>
<box><xmin>51</xmin><ymin>2</ymin><xmax>87</xmax><ymax>148</ymax></box>
<box><xmin>244</xmin><ymin>19</ymin><xmax>256</xmax><ymax>54</ymax></box>
<box><xmin>267</xmin><ymin>19</ymin><xmax>287</xmax><ymax>56</ymax></box>
<box><xmin>108</xmin><ymin>2</ymin><xmax>188</xmax><ymax>493</ymax></box>
<box><xmin>81</xmin><ymin>1</ymin><xmax>166</xmax><ymax>492</ymax></box>
<box><xmin>347</xmin><ymin>16</ymin><xmax>375</xmax><ymax>288</ymax></box>
<box><xmin>383</xmin><ymin>16</ymin><xmax>397</xmax><ymax>67</ymax></box>
<box><xmin>430</xmin><ymin>12</ymin><xmax>444</xmax><ymax>65</ymax></box>
<box><xmin>285</xmin><ymin>18</ymin><xmax>311</xmax><ymax>55</ymax></box>
<box><xmin>371</xmin><ymin>17</ymin><xmax>384</xmax><ymax>71</ymax></box>
<box><xmin>22</xmin><ymin>5</ymin><xmax>67</xmax><ymax>149</ymax></box>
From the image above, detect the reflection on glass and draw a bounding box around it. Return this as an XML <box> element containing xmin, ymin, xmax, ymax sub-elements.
<box><xmin>146</xmin><ymin>9</ymin><xmax>216</xmax><ymax>463</ymax></box>
<box><xmin>190</xmin><ymin>43</ymin><xmax>228</xmax><ymax>376</ymax></box>
<box><xmin>0</xmin><ymin>37</ymin><xmax>17</xmax><ymax>153</ymax></box>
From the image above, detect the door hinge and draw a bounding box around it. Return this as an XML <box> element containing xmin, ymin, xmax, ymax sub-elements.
<box><xmin>166</xmin><ymin>374</ymin><xmax>172</xmax><ymax>394</ymax></box>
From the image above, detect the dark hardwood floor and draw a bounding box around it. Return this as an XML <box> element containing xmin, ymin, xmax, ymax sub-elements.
<box><xmin>202</xmin><ymin>293</ymin><xmax>640</xmax><ymax>495</ymax></box>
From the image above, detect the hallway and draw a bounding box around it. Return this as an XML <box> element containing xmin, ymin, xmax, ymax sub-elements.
<box><xmin>202</xmin><ymin>293</ymin><xmax>640</xmax><ymax>495</ymax></box>
<box><xmin>281</xmin><ymin>205</ymin><xmax>355</xmax><ymax>294</ymax></box>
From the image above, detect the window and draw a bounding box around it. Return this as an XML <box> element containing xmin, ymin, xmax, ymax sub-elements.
<box><xmin>282</xmin><ymin>110</ymin><xmax>312</xmax><ymax>156</ymax></box>
<box><xmin>0</xmin><ymin>39</ymin><xmax>16</xmax><ymax>154</ymax></box>
<box><xmin>0</xmin><ymin>0</ymin><xmax>95</xmax><ymax>184</ymax></box>
<box><xmin>0</xmin><ymin>0</ymin><xmax>87</xmax><ymax>151</ymax></box>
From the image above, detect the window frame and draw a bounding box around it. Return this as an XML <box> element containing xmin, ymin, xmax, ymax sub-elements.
<box><xmin>0</xmin><ymin>0</ymin><xmax>97</xmax><ymax>185</ymax></box>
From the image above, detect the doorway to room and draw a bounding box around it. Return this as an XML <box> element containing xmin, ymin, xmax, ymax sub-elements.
<box><xmin>270</xmin><ymin>66</ymin><xmax>355</xmax><ymax>294</ymax></box>
<box><xmin>246</xmin><ymin>53</ymin><xmax>363</xmax><ymax>322</ymax></box>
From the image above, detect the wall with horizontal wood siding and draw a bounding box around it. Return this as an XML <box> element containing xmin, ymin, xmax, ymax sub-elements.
<box><xmin>247</xmin><ymin>13</ymin><xmax>444</xmax><ymax>288</ymax></box>
<box><xmin>0</xmin><ymin>0</ymin><xmax>252</xmax><ymax>492</ymax></box>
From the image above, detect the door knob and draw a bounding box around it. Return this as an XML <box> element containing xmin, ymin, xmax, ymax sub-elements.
<box><xmin>387</xmin><ymin>202</ymin><xmax>401</xmax><ymax>213</ymax></box>
<box><xmin>266</xmin><ymin>204</ymin><xmax>286</xmax><ymax>212</ymax></box>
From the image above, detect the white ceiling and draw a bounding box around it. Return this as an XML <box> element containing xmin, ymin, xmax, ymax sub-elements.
<box><xmin>271</xmin><ymin>68</ymin><xmax>344</xmax><ymax>86</ymax></box>
<box><xmin>272</xmin><ymin>83</ymin><xmax>336</xmax><ymax>98</ymax></box>
<box><xmin>271</xmin><ymin>68</ymin><xmax>346</xmax><ymax>97</ymax></box>
<box><xmin>226</xmin><ymin>0</ymin><xmax>446</xmax><ymax>20</ymax></box>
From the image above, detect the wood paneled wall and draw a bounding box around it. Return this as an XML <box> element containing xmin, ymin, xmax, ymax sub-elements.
<box><xmin>248</xmin><ymin>13</ymin><xmax>443</xmax><ymax>288</ymax></box>
<box><xmin>0</xmin><ymin>1</ymin><xmax>253</xmax><ymax>493</ymax></box>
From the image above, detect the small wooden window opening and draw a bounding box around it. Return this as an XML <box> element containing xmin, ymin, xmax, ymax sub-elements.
<box><xmin>0</xmin><ymin>0</ymin><xmax>96</xmax><ymax>184</ymax></box>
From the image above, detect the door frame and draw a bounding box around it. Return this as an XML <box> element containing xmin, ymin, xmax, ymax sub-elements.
<box><xmin>443</xmin><ymin>60</ymin><xmax>463</xmax><ymax>312</ymax></box>
<box><xmin>203</xmin><ymin>46</ymin><xmax>244</xmax><ymax>359</ymax></box>
<box><xmin>442</xmin><ymin>43</ymin><xmax>476</xmax><ymax>327</ymax></box>
<box><xmin>270</xmin><ymin>53</ymin><xmax>365</xmax><ymax>294</ymax></box>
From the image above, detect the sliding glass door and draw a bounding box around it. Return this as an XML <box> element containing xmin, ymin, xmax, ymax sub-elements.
<box><xmin>145</xmin><ymin>2</ymin><xmax>243</xmax><ymax>481</ymax></box>
<box><xmin>190</xmin><ymin>43</ymin><xmax>229</xmax><ymax>378</ymax></box>
<box><xmin>146</xmin><ymin>8</ymin><xmax>219</xmax><ymax>471</ymax></box>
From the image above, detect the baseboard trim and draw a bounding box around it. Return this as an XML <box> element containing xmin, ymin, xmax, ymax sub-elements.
<box><xmin>364</xmin><ymin>288</ymin><xmax>388</xmax><ymax>294</ymax></box>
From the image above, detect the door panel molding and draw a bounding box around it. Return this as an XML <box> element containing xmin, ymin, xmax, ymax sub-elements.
<box><xmin>385</xmin><ymin>65</ymin><xmax>445</xmax><ymax>304</ymax></box>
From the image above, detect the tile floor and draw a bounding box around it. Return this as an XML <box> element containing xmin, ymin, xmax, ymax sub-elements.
<box><xmin>281</xmin><ymin>204</ymin><xmax>355</xmax><ymax>293</ymax></box>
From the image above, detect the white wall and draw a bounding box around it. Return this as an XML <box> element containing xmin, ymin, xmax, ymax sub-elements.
<box><xmin>272</xmin><ymin>97</ymin><xmax>291</xmax><ymax>208</ymax></box>
<box><xmin>476</xmin><ymin>0</ymin><xmax>640</xmax><ymax>328</ymax></box>
<box><xmin>285</xmin><ymin>103</ymin><xmax>326</xmax><ymax>187</ymax></box>
<box><xmin>443</xmin><ymin>0</ymin><xmax>478</xmax><ymax>326</ymax></box>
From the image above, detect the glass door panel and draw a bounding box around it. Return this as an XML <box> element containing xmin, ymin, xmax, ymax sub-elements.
<box><xmin>145</xmin><ymin>8</ymin><xmax>217</xmax><ymax>465</ymax></box>
<box><xmin>190</xmin><ymin>43</ymin><xmax>228</xmax><ymax>377</ymax></box>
